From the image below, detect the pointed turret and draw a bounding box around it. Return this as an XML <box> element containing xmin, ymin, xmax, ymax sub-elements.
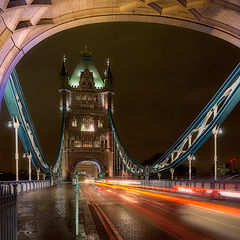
<box><xmin>103</xmin><ymin>58</ymin><xmax>114</xmax><ymax>112</ymax></box>
<box><xmin>104</xmin><ymin>58</ymin><xmax>114</xmax><ymax>91</ymax></box>
<box><xmin>59</xmin><ymin>55</ymin><xmax>69</xmax><ymax>112</ymax></box>
<box><xmin>60</xmin><ymin>55</ymin><xmax>68</xmax><ymax>77</ymax></box>
<box><xmin>59</xmin><ymin>55</ymin><xmax>68</xmax><ymax>89</ymax></box>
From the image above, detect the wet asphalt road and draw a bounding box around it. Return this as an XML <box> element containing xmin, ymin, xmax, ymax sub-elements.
<box><xmin>17</xmin><ymin>183</ymin><xmax>240</xmax><ymax>240</ymax></box>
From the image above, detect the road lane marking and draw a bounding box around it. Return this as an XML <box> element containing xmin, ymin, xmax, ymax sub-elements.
<box><xmin>83</xmin><ymin>187</ymin><xmax>123</xmax><ymax>240</ymax></box>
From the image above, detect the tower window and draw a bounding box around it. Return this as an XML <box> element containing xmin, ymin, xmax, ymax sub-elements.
<box><xmin>82</xmin><ymin>81</ymin><xmax>86</xmax><ymax>88</ymax></box>
<box><xmin>88</xmin><ymin>82</ymin><xmax>92</xmax><ymax>89</ymax></box>
<box><xmin>94</xmin><ymin>140</ymin><xmax>100</xmax><ymax>148</ymax></box>
<box><xmin>82</xmin><ymin>138</ymin><xmax>93</xmax><ymax>148</ymax></box>
<box><xmin>74</xmin><ymin>140</ymin><xmax>82</xmax><ymax>147</ymax></box>
<box><xmin>98</xmin><ymin>120</ymin><xmax>103</xmax><ymax>128</ymax></box>
<box><xmin>72</xmin><ymin>118</ymin><xmax>77</xmax><ymax>127</ymax></box>
<box><xmin>81</xmin><ymin>116</ymin><xmax>95</xmax><ymax>132</ymax></box>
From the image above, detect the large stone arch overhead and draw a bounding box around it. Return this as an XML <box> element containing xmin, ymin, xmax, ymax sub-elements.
<box><xmin>0</xmin><ymin>0</ymin><xmax>240</xmax><ymax>106</ymax></box>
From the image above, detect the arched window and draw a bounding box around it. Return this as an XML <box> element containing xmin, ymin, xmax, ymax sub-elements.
<box><xmin>82</xmin><ymin>81</ymin><xmax>86</xmax><ymax>88</ymax></box>
<box><xmin>72</xmin><ymin>118</ymin><xmax>77</xmax><ymax>127</ymax></box>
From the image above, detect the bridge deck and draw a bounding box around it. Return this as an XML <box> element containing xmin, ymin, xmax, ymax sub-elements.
<box><xmin>17</xmin><ymin>182</ymin><xmax>240</xmax><ymax>240</ymax></box>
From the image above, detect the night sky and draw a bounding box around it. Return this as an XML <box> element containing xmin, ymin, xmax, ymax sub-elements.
<box><xmin>0</xmin><ymin>22</ymin><xmax>240</xmax><ymax>175</ymax></box>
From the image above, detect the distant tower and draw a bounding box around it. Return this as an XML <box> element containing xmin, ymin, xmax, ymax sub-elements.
<box><xmin>59</xmin><ymin>48</ymin><xmax>114</xmax><ymax>179</ymax></box>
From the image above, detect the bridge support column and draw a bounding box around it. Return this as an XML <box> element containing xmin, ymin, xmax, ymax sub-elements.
<box><xmin>145</xmin><ymin>166</ymin><xmax>150</xmax><ymax>180</ymax></box>
<box><xmin>27</xmin><ymin>153</ymin><xmax>32</xmax><ymax>181</ymax></box>
<box><xmin>212</xmin><ymin>126</ymin><xmax>222</xmax><ymax>181</ymax></box>
<box><xmin>36</xmin><ymin>168</ymin><xmax>40</xmax><ymax>180</ymax></box>
<box><xmin>188</xmin><ymin>155</ymin><xmax>196</xmax><ymax>180</ymax></box>
<box><xmin>170</xmin><ymin>168</ymin><xmax>174</xmax><ymax>180</ymax></box>
<box><xmin>10</xmin><ymin>117</ymin><xmax>20</xmax><ymax>181</ymax></box>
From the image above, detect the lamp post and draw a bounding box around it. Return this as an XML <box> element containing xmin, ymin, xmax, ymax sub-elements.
<box><xmin>8</xmin><ymin>117</ymin><xmax>20</xmax><ymax>181</ymax></box>
<box><xmin>212</xmin><ymin>126</ymin><xmax>223</xmax><ymax>181</ymax></box>
<box><xmin>188</xmin><ymin>154</ymin><xmax>196</xmax><ymax>180</ymax></box>
<box><xmin>36</xmin><ymin>168</ymin><xmax>40</xmax><ymax>180</ymax></box>
<box><xmin>23</xmin><ymin>152</ymin><xmax>32</xmax><ymax>181</ymax></box>
<box><xmin>170</xmin><ymin>168</ymin><xmax>175</xmax><ymax>180</ymax></box>
<box><xmin>74</xmin><ymin>173</ymin><xmax>79</xmax><ymax>236</ymax></box>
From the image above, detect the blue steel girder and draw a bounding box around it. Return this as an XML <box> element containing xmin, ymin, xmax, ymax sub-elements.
<box><xmin>4</xmin><ymin>70</ymin><xmax>49</xmax><ymax>173</ymax></box>
<box><xmin>110</xmin><ymin>63</ymin><xmax>240</xmax><ymax>176</ymax></box>
<box><xmin>51</xmin><ymin>105</ymin><xmax>66</xmax><ymax>177</ymax></box>
<box><xmin>4</xmin><ymin>70</ymin><xmax>66</xmax><ymax>177</ymax></box>
<box><xmin>152</xmin><ymin>63</ymin><xmax>240</xmax><ymax>173</ymax></box>
<box><xmin>109</xmin><ymin>108</ymin><xmax>145</xmax><ymax>176</ymax></box>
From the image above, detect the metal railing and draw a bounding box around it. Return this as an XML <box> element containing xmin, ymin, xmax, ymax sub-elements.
<box><xmin>0</xmin><ymin>180</ymin><xmax>53</xmax><ymax>195</ymax></box>
<box><xmin>0</xmin><ymin>183</ymin><xmax>17</xmax><ymax>240</ymax></box>
<box><xmin>0</xmin><ymin>180</ymin><xmax>54</xmax><ymax>240</ymax></box>
<box><xmin>141</xmin><ymin>179</ymin><xmax>240</xmax><ymax>191</ymax></box>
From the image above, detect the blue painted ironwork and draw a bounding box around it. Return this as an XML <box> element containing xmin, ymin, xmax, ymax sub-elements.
<box><xmin>3</xmin><ymin>63</ymin><xmax>240</xmax><ymax>178</ymax></box>
<box><xmin>151</xmin><ymin>63</ymin><xmax>240</xmax><ymax>173</ymax></box>
<box><xmin>109</xmin><ymin>108</ymin><xmax>145</xmax><ymax>176</ymax></box>
<box><xmin>4</xmin><ymin>70</ymin><xmax>49</xmax><ymax>173</ymax></box>
<box><xmin>4</xmin><ymin>70</ymin><xmax>66</xmax><ymax>178</ymax></box>
<box><xmin>110</xmin><ymin>63</ymin><xmax>240</xmax><ymax>175</ymax></box>
<box><xmin>51</xmin><ymin>104</ymin><xmax>66</xmax><ymax>178</ymax></box>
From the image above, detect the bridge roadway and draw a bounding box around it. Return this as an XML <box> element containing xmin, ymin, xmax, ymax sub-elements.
<box><xmin>17</xmin><ymin>182</ymin><xmax>240</xmax><ymax>240</ymax></box>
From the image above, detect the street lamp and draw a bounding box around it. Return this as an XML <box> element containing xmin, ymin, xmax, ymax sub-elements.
<box><xmin>212</xmin><ymin>126</ymin><xmax>223</xmax><ymax>180</ymax></box>
<box><xmin>8</xmin><ymin>117</ymin><xmax>20</xmax><ymax>181</ymax></box>
<box><xmin>73</xmin><ymin>173</ymin><xmax>79</xmax><ymax>236</ymax></box>
<box><xmin>188</xmin><ymin>154</ymin><xmax>196</xmax><ymax>180</ymax></box>
<box><xmin>36</xmin><ymin>168</ymin><xmax>40</xmax><ymax>181</ymax></box>
<box><xmin>23</xmin><ymin>152</ymin><xmax>32</xmax><ymax>181</ymax></box>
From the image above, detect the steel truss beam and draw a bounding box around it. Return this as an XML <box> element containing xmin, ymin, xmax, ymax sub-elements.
<box><xmin>4</xmin><ymin>70</ymin><xmax>65</xmax><ymax>177</ymax></box>
<box><xmin>110</xmin><ymin>63</ymin><xmax>240</xmax><ymax>176</ymax></box>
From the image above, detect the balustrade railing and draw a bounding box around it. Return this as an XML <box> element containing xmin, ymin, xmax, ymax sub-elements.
<box><xmin>0</xmin><ymin>180</ymin><xmax>53</xmax><ymax>195</ymax></box>
<box><xmin>0</xmin><ymin>183</ymin><xmax>17</xmax><ymax>240</ymax></box>
<box><xmin>0</xmin><ymin>180</ymin><xmax>54</xmax><ymax>240</ymax></box>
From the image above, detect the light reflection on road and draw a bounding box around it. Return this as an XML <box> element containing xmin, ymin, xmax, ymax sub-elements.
<box><xmin>84</xmin><ymin>182</ymin><xmax>240</xmax><ymax>240</ymax></box>
<box><xmin>17</xmin><ymin>182</ymin><xmax>240</xmax><ymax>240</ymax></box>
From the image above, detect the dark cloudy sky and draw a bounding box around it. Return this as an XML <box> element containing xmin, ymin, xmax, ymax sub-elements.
<box><xmin>0</xmin><ymin>22</ymin><xmax>240</xmax><ymax>175</ymax></box>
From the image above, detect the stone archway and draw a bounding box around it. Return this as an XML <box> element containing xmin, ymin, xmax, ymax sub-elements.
<box><xmin>75</xmin><ymin>160</ymin><xmax>102</xmax><ymax>179</ymax></box>
<box><xmin>0</xmin><ymin>0</ymin><xmax>240</xmax><ymax>107</ymax></box>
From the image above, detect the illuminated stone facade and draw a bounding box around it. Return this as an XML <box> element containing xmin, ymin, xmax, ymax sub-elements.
<box><xmin>59</xmin><ymin>50</ymin><xmax>114</xmax><ymax>179</ymax></box>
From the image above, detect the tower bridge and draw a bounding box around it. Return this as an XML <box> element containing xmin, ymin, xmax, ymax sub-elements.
<box><xmin>2</xmin><ymin>47</ymin><xmax>240</xmax><ymax>180</ymax></box>
<box><xmin>0</xmin><ymin>3</ymin><xmax>240</xmax><ymax>237</ymax></box>
<box><xmin>1</xmin><ymin>49</ymin><xmax>240</xmax><ymax>239</ymax></box>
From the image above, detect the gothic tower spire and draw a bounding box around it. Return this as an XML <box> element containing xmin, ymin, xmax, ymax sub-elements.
<box><xmin>59</xmin><ymin>54</ymin><xmax>69</xmax><ymax>113</ymax></box>
<box><xmin>59</xmin><ymin>54</ymin><xmax>68</xmax><ymax>89</ymax></box>
<box><xmin>60</xmin><ymin>55</ymin><xmax>67</xmax><ymax>76</ymax></box>
<box><xmin>104</xmin><ymin>58</ymin><xmax>114</xmax><ymax>91</ymax></box>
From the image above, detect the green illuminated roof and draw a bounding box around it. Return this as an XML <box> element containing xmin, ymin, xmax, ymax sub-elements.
<box><xmin>68</xmin><ymin>55</ymin><xmax>104</xmax><ymax>88</ymax></box>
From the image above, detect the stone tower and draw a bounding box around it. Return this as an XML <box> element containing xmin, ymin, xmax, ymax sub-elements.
<box><xmin>59</xmin><ymin>48</ymin><xmax>114</xmax><ymax>179</ymax></box>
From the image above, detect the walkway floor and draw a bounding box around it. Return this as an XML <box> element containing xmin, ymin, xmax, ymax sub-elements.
<box><xmin>18</xmin><ymin>183</ymin><xmax>80</xmax><ymax>240</ymax></box>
